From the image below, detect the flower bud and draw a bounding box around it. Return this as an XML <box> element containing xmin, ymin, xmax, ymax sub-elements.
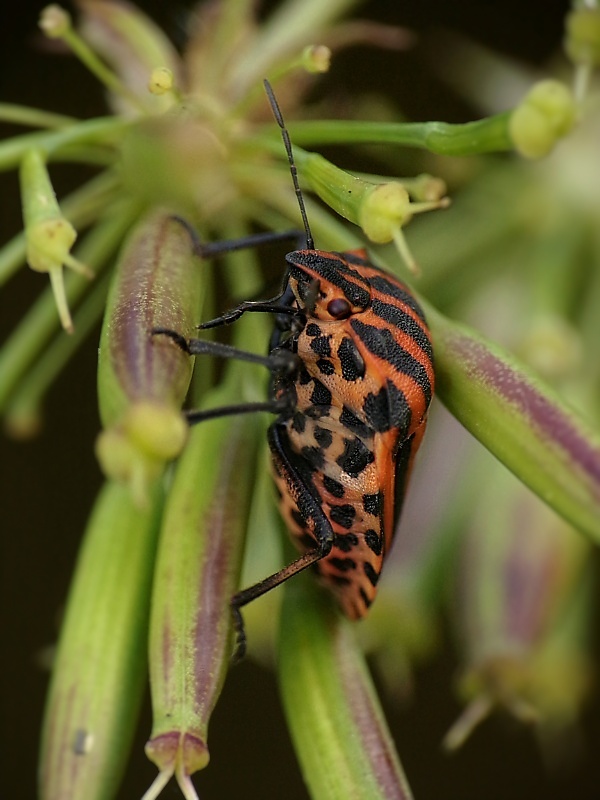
<box><xmin>77</xmin><ymin>0</ymin><xmax>182</xmax><ymax>111</ymax></box>
<box><xmin>96</xmin><ymin>209</ymin><xmax>204</xmax><ymax>503</ymax></box>
<box><xmin>509</xmin><ymin>80</ymin><xmax>577</xmax><ymax>159</ymax></box>
<box><xmin>301</xmin><ymin>44</ymin><xmax>331</xmax><ymax>73</ymax></box>
<box><xmin>20</xmin><ymin>149</ymin><xmax>93</xmax><ymax>332</ymax></box>
<box><xmin>39</xmin><ymin>4</ymin><xmax>71</xmax><ymax>38</ymax></box>
<box><xmin>564</xmin><ymin>8</ymin><xmax>600</xmax><ymax>67</ymax></box>
<box><xmin>357</xmin><ymin>181</ymin><xmax>412</xmax><ymax>243</ymax></box>
<box><xmin>148</xmin><ymin>66</ymin><xmax>174</xmax><ymax>95</ymax></box>
<box><xmin>302</xmin><ymin>152</ymin><xmax>447</xmax><ymax>271</ymax></box>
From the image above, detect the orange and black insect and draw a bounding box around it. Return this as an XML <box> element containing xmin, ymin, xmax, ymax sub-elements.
<box><xmin>155</xmin><ymin>81</ymin><xmax>434</xmax><ymax>655</ymax></box>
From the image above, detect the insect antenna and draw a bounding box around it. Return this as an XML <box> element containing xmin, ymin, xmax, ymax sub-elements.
<box><xmin>264</xmin><ymin>79</ymin><xmax>315</xmax><ymax>251</ymax></box>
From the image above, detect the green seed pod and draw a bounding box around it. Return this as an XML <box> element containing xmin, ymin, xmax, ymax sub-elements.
<box><xmin>423</xmin><ymin>300</ymin><xmax>600</xmax><ymax>541</ymax></box>
<box><xmin>39</xmin><ymin>479</ymin><xmax>163</xmax><ymax>800</ymax></box>
<box><xmin>96</xmin><ymin>209</ymin><xmax>203</xmax><ymax>504</ymax></box>
<box><xmin>143</xmin><ymin>383</ymin><xmax>259</xmax><ymax>800</ymax></box>
<box><xmin>279</xmin><ymin>572</ymin><xmax>415</xmax><ymax>800</ymax></box>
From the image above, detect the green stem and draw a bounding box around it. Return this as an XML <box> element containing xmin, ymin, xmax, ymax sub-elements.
<box><xmin>279</xmin><ymin>570</ymin><xmax>414</xmax><ymax>800</ymax></box>
<box><xmin>0</xmin><ymin>116</ymin><xmax>129</xmax><ymax>171</ymax></box>
<box><xmin>60</xmin><ymin>24</ymin><xmax>148</xmax><ymax>113</ymax></box>
<box><xmin>253</xmin><ymin>112</ymin><xmax>513</xmax><ymax>156</ymax></box>
<box><xmin>4</xmin><ymin>271</ymin><xmax>111</xmax><ymax>437</ymax></box>
<box><xmin>0</xmin><ymin>103</ymin><xmax>77</xmax><ymax>128</ymax></box>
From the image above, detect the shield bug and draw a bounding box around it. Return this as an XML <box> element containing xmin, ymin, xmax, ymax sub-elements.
<box><xmin>155</xmin><ymin>81</ymin><xmax>434</xmax><ymax>656</ymax></box>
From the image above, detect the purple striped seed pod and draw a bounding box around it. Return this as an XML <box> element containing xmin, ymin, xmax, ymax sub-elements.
<box><xmin>96</xmin><ymin>209</ymin><xmax>203</xmax><ymax>503</ymax></box>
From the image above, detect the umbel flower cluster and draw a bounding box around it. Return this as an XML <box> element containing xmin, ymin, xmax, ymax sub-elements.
<box><xmin>1</xmin><ymin>1</ymin><xmax>600</xmax><ymax>798</ymax></box>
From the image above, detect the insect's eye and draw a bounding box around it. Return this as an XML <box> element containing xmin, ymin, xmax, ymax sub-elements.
<box><xmin>326</xmin><ymin>298</ymin><xmax>352</xmax><ymax>319</ymax></box>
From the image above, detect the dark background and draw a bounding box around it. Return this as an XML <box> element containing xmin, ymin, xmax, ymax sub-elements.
<box><xmin>2</xmin><ymin>2</ymin><xmax>596</xmax><ymax>799</ymax></box>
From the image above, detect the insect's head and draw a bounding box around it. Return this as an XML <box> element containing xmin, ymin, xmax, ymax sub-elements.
<box><xmin>265</xmin><ymin>80</ymin><xmax>371</xmax><ymax>322</ymax></box>
<box><xmin>286</xmin><ymin>249</ymin><xmax>371</xmax><ymax>321</ymax></box>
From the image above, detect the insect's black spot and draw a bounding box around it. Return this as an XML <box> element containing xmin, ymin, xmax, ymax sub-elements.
<box><xmin>328</xmin><ymin>573</ymin><xmax>351</xmax><ymax>586</ymax></box>
<box><xmin>364</xmin><ymin>562</ymin><xmax>380</xmax><ymax>587</ymax></box>
<box><xmin>314</xmin><ymin>426</ymin><xmax>333</xmax><ymax>449</ymax></box>
<box><xmin>364</xmin><ymin>529</ymin><xmax>383</xmax><ymax>556</ymax></box>
<box><xmin>306</xmin><ymin>405</ymin><xmax>329</xmax><ymax>420</ymax></box>
<box><xmin>329</xmin><ymin>504</ymin><xmax>356</xmax><ymax>530</ymax></box>
<box><xmin>323</xmin><ymin>475</ymin><xmax>345</xmax><ymax>498</ymax></box>
<box><xmin>337</xmin><ymin>337</ymin><xmax>365</xmax><ymax>382</ymax></box>
<box><xmin>310</xmin><ymin>334</ymin><xmax>332</xmax><ymax>358</ymax></box>
<box><xmin>310</xmin><ymin>379</ymin><xmax>332</xmax><ymax>408</ymax></box>
<box><xmin>329</xmin><ymin>556</ymin><xmax>357</xmax><ymax>572</ymax></box>
<box><xmin>362</xmin><ymin>381</ymin><xmax>412</xmax><ymax>434</ymax></box>
<box><xmin>316</xmin><ymin>358</ymin><xmax>335</xmax><ymax>376</ymax></box>
<box><xmin>340</xmin><ymin>406</ymin><xmax>372</xmax><ymax>439</ymax></box>
<box><xmin>336</xmin><ymin>437</ymin><xmax>374</xmax><ymax>476</ymax></box>
<box><xmin>305</xmin><ymin>323</ymin><xmax>321</xmax><ymax>337</ymax></box>
<box><xmin>359</xmin><ymin>587</ymin><xmax>373</xmax><ymax>608</ymax></box>
<box><xmin>386</xmin><ymin>381</ymin><xmax>413</xmax><ymax>432</ymax></box>
<box><xmin>333</xmin><ymin>533</ymin><xmax>358</xmax><ymax>552</ymax></box>
<box><xmin>363</xmin><ymin>492</ymin><xmax>383</xmax><ymax>516</ymax></box>
<box><xmin>363</xmin><ymin>387</ymin><xmax>391</xmax><ymax>432</ymax></box>
<box><xmin>298</xmin><ymin>366</ymin><xmax>312</xmax><ymax>385</ymax></box>
<box><xmin>301</xmin><ymin>445</ymin><xmax>325</xmax><ymax>470</ymax></box>
<box><xmin>291</xmin><ymin>412</ymin><xmax>306</xmax><ymax>434</ymax></box>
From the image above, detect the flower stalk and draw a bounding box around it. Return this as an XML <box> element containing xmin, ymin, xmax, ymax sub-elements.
<box><xmin>279</xmin><ymin>568</ymin><xmax>414</xmax><ymax>800</ymax></box>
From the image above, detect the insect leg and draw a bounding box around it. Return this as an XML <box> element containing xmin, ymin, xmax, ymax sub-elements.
<box><xmin>198</xmin><ymin>299</ymin><xmax>299</xmax><ymax>330</ymax></box>
<box><xmin>152</xmin><ymin>327</ymin><xmax>299</xmax><ymax>374</ymax></box>
<box><xmin>231</xmin><ymin>424</ymin><xmax>334</xmax><ymax>660</ymax></box>
<box><xmin>172</xmin><ymin>215</ymin><xmax>304</xmax><ymax>259</ymax></box>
